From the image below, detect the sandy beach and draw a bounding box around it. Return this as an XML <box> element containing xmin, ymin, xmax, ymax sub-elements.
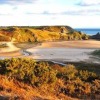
<box><xmin>0</xmin><ymin>40</ymin><xmax>100</xmax><ymax>63</ymax></box>
<box><xmin>0</xmin><ymin>42</ymin><xmax>21</xmax><ymax>57</ymax></box>
<box><xmin>26</xmin><ymin>40</ymin><xmax>100</xmax><ymax>63</ymax></box>
<box><xmin>33</xmin><ymin>40</ymin><xmax>100</xmax><ymax>48</ymax></box>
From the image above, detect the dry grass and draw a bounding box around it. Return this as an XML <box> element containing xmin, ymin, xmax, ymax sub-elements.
<box><xmin>0</xmin><ymin>75</ymin><xmax>37</xmax><ymax>100</ymax></box>
<box><xmin>29</xmin><ymin>29</ymin><xmax>61</xmax><ymax>41</ymax></box>
<box><xmin>0</xmin><ymin>58</ymin><xmax>99</xmax><ymax>100</ymax></box>
<box><xmin>0</xmin><ymin>75</ymin><xmax>77</xmax><ymax>100</ymax></box>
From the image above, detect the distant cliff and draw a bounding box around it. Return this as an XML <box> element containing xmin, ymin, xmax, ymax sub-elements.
<box><xmin>91</xmin><ymin>32</ymin><xmax>100</xmax><ymax>40</ymax></box>
<box><xmin>0</xmin><ymin>26</ymin><xmax>89</xmax><ymax>42</ymax></box>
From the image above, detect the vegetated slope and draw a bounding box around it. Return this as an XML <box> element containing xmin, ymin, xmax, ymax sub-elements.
<box><xmin>91</xmin><ymin>49</ymin><xmax>100</xmax><ymax>57</ymax></box>
<box><xmin>37</xmin><ymin>26</ymin><xmax>75</xmax><ymax>33</ymax></box>
<box><xmin>0</xmin><ymin>58</ymin><xmax>100</xmax><ymax>100</ymax></box>
<box><xmin>0</xmin><ymin>26</ymin><xmax>89</xmax><ymax>42</ymax></box>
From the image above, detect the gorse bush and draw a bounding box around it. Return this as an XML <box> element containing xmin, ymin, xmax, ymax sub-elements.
<box><xmin>52</xmin><ymin>63</ymin><xmax>100</xmax><ymax>98</ymax></box>
<box><xmin>56</xmin><ymin>64</ymin><xmax>78</xmax><ymax>80</ymax></box>
<box><xmin>0</xmin><ymin>58</ymin><xmax>99</xmax><ymax>99</ymax></box>
<box><xmin>78</xmin><ymin>70</ymin><xmax>97</xmax><ymax>82</ymax></box>
<box><xmin>34</xmin><ymin>62</ymin><xmax>57</xmax><ymax>86</ymax></box>
<box><xmin>0</xmin><ymin>58</ymin><xmax>57</xmax><ymax>86</ymax></box>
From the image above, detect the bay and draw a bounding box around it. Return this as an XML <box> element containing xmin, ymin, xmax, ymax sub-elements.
<box><xmin>75</xmin><ymin>28</ymin><xmax>100</xmax><ymax>35</ymax></box>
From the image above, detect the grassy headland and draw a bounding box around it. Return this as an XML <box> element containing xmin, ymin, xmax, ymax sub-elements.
<box><xmin>0</xmin><ymin>26</ymin><xmax>89</xmax><ymax>42</ymax></box>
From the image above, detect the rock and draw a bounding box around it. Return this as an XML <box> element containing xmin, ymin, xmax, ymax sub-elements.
<box><xmin>91</xmin><ymin>32</ymin><xmax>100</xmax><ymax>40</ymax></box>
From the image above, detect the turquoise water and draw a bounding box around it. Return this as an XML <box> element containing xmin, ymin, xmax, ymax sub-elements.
<box><xmin>75</xmin><ymin>29</ymin><xmax>100</xmax><ymax>35</ymax></box>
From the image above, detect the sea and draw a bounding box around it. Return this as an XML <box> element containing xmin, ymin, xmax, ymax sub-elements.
<box><xmin>75</xmin><ymin>28</ymin><xmax>100</xmax><ymax>35</ymax></box>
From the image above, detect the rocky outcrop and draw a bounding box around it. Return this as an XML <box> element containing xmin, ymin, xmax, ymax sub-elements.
<box><xmin>91</xmin><ymin>32</ymin><xmax>100</xmax><ymax>40</ymax></box>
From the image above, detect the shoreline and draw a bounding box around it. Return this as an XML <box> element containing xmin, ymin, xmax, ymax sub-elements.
<box><xmin>0</xmin><ymin>40</ymin><xmax>100</xmax><ymax>64</ymax></box>
<box><xmin>26</xmin><ymin>40</ymin><xmax>100</xmax><ymax>64</ymax></box>
<box><xmin>33</xmin><ymin>39</ymin><xmax>100</xmax><ymax>49</ymax></box>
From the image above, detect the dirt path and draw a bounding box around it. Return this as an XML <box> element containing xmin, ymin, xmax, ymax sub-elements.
<box><xmin>0</xmin><ymin>42</ymin><xmax>21</xmax><ymax>57</ymax></box>
<box><xmin>0</xmin><ymin>42</ymin><xmax>20</xmax><ymax>52</ymax></box>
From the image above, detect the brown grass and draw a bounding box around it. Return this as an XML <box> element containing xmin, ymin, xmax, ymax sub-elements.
<box><xmin>0</xmin><ymin>75</ymin><xmax>37</xmax><ymax>100</ymax></box>
<box><xmin>0</xmin><ymin>75</ymin><xmax>76</xmax><ymax>100</ymax></box>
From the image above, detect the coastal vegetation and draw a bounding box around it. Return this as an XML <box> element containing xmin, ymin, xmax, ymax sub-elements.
<box><xmin>0</xmin><ymin>58</ymin><xmax>100</xmax><ymax>100</ymax></box>
<box><xmin>0</xmin><ymin>26</ymin><xmax>99</xmax><ymax>100</ymax></box>
<box><xmin>92</xmin><ymin>49</ymin><xmax>100</xmax><ymax>57</ymax></box>
<box><xmin>0</xmin><ymin>26</ymin><xmax>89</xmax><ymax>42</ymax></box>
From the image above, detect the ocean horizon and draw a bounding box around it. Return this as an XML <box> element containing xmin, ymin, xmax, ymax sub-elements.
<box><xmin>75</xmin><ymin>28</ymin><xmax>100</xmax><ymax>35</ymax></box>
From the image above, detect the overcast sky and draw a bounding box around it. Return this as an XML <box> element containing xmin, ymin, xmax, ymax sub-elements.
<box><xmin>0</xmin><ymin>0</ymin><xmax>100</xmax><ymax>28</ymax></box>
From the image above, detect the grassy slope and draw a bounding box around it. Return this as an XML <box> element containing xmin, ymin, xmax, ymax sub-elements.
<box><xmin>0</xmin><ymin>26</ymin><xmax>89</xmax><ymax>42</ymax></box>
<box><xmin>0</xmin><ymin>75</ymin><xmax>75</xmax><ymax>100</ymax></box>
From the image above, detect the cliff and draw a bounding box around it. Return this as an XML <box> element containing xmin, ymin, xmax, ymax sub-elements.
<box><xmin>91</xmin><ymin>32</ymin><xmax>100</xmax><ymax>40</ymax></box>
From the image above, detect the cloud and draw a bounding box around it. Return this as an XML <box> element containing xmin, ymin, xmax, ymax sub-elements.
<box><xmin>0</xmin><ymin>1</ymin><xmax>100</xmax><ymax>16</ymax></box>
<box><xmin>0</xmin><ymin>14</ymin><xmax>100</xmax><ymax>28</ymax></box>
<box><xmin>0</xmin><ymin>0</ymin><xmax>37</xmax><ymax>5</ymax></box>
<box><xmin>78</xmin><ymin>0</ymin><xmax>100</xmax><ymax>6</ymax></box>
<box><xmin>0</xmin><ymin>0</ymin><xmax>100</xmax><ymax>28</ymax></box>
<box><xmin>0</xmin><ymin>13</ymin><xmax>10</xmax><ymax>16</ymax></box>
<box><xmin>0</xmin><ymin>4</ymin><xmax>14</xmax><ymax>15</ymax></box>
<box><xmin>63</xmin><ymin>9</ymin><xmax>100</xmax><ymax>15</ymax></box>
<box><xmin>26</xmin><ymin>6</ymin><xmax>100</xmax><ymax>16</ymax></box>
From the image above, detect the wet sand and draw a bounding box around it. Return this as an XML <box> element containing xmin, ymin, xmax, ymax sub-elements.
<box><xmin>0</xmin><ymin>40</ymin><xmax>100</xmax><ymax>63</ymax></box>
<box><xmin>27</xmin><ymin>40</ymin><xmax>100</xmax><ymax>63</ymax></box>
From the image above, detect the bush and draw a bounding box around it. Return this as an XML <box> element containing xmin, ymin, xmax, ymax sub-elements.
<box><xmin>0</xmin><ymin>58</ymin><xmax>99</xmax><ymax>99</ymax></box>
<box><xmin>57</xmin><ymin>64</ymin><xmax>78</xmax><ymax>80</ymax></box>
<box><xmin>0</xmin><ymin>58</ymin><xmax>57</xmax><ymax>86</ymax></box>
<box><xmin>92</xmin><ymin>50</ymin><xmax>100</xmax><ymax>57</ymax></box>
<box><xmin>78</xmin><ymin>70</ymin><xmax>97</xmax><ymax>82</ymax></box>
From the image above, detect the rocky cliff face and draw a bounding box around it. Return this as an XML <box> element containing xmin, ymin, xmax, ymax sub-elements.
<box><xmin>91</xmin><ymin>32</ymin><xmax>100</xmax><ymax>40</ymax></box>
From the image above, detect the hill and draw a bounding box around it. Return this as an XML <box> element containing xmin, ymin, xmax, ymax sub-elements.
<box><xmin>37</xmin><ymin>26</ymin><xmax>75</xmax><ymax>33</ymax></box>
<box><xmin>0</xmin><ymin>26</ymin><xmax>89</xmax><ymax>42</ymax></box>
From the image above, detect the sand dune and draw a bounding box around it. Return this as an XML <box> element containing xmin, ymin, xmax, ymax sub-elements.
<box><xmin>0</xmin><ymin>42</ymin><xmax>20</xmax><ymax>52</ymax></box>
<box><xmin>0</xmin><ymin>42</ymin><xmax>21</xmax><ymax>57</ymax></box>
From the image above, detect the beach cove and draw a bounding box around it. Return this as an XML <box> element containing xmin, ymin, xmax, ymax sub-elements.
<box><xmin>0</xmin><ymin>40</ymin><xmax>100</xmax><ymax>64</ymax></box>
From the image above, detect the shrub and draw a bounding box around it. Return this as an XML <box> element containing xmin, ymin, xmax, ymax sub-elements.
<box><xmin>57</xmin><ymin>64</ymin><xmax>78</xmax><ymax>80</ymax></box>
<box><xmin>0</xmin><ymin>58</ymin><xmax>57</xmax><ymax>86</ymax></box>
<box><xmin>78</xmin><ymin>70</ymin><xmax>97</xmax><ymax>82</ymax></box>
<box><xmin>92</xmin><ymin>50</ymin><xmax>100</xmax><ymax>57</ymax></box>
<box><xmin>0</xmin><ymin>58</ymin><xmax>100</xmax><ymax>99</ymax></box>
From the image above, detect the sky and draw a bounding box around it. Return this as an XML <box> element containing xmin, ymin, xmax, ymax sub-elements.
<box><xmin>0</xmin><ymin>0</ymin><xmax>100</xmax><ymax>28</ymax></box>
